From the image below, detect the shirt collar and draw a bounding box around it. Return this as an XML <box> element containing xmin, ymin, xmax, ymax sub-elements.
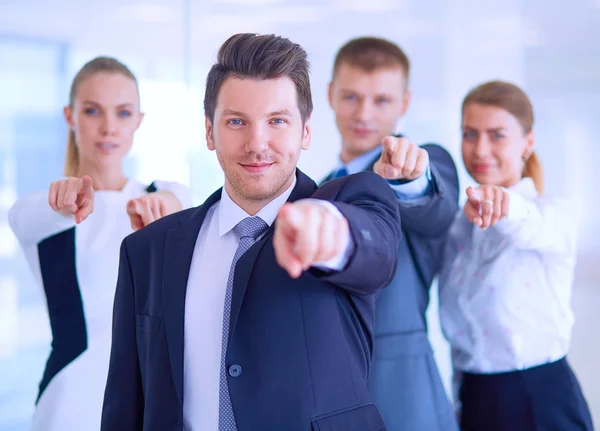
<box><xmin>218</xmin><ymin>176</ymin><xmax>297</xmax><ymax>237</ymax></box>
<box><xmin>334</xmin><ymin>145</ymin><xmax>383</xmax><ymax>175</ymax></box>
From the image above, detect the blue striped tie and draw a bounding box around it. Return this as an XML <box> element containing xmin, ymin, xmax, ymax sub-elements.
<box><xmin>219</xmin><ymin>216</ymin><xmax>269</xmax><ymax>430</ymax></box>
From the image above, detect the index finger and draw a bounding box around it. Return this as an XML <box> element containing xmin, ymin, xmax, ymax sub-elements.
<box><xmin>380</xmin><ymin>136</ymin><xmax>396</xmax><ymax>163</ymax></box>
<box><xmin>76</xmin><ymin>200</ymin><xmax>94</xmax><ymax>224</ymax></box>
<box><xmin>382</xmin><ymin>136</ymin><xmax>397</xmax><ymax>152</ymax></box>
<box><xmin>80</xmin><ymin>175</ymin><xmax>94</xmax><ymax>194</ymax></box>
<box><xmin>278</xmin><ymin>204</ymin><xmax>303</xmax><ymax>233</ymax></box>
<box><xmin>466</xmin><ymin>186</ymin><xmax>482</xmax><ymax>203</ymax></box>
<box><xmin>293</xmin><ymin>206</ymin><xmax>320</xmax><ymax>268</ymax></box>
<box><xmin>273</xmin><ymin>215</ymin><xmax>303</xmax><ymax>278</ymax></box>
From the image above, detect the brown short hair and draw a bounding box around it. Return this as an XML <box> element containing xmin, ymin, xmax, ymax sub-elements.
<box><xmin>332</xmin><ymin>37</ymin><xmax>410</xmax><ymax>80</ymax></box>
<box><xmin>204</xmin><ymin>33</ymin><xmax>313</xmax><ymax>124</ymax></box>
<box><xmin>462</xmin><ymin>80</ymin><xmax>543</xmax><ymax>194</ymax></box>
<box><xmin>65</xmin><ymin>57</ymin><xmax>138</xmax><ymax>177</ymax></box>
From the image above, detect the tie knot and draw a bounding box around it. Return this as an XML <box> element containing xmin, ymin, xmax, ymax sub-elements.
<box><xmin>234</xmin><ymin>216</ymin><xmax>268</xmax><ymax>240</ymax></box>
<box><xmin>332</xmin><ymin>167</ymin><xmax>348</xmax><ymax>179</ymax></box>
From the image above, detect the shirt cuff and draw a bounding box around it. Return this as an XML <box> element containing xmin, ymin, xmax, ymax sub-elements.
<box><xmin>493</xmin><ymin>188</ymin><xmax>536</xmax><ymax>234</ymax></box>
<box><xmin>505</xmin><ymin>189</ymin><xmax>534</xmax><ymax>222</ymax></box>
<box><xmin>387</xmin><ymin>165</ymin><xmax>432</xmax><ymax>200</ymax></box>
<box><xmin>306</xmin><ymin>199</ymin><xmax>355</xmax><ymax>271</ymax></box>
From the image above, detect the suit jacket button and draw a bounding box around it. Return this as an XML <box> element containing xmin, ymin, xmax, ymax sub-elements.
<box><xmin>229</xmin><ymin>364</ymin><xmax>242</xmax><ymax>377</ymax></box>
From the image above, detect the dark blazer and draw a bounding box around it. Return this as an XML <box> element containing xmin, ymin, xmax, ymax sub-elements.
<box><xmin>322</xmin><ymin>143</ymin><xmax>460</xmax><ymax>431</ymax></box>
<box><xmin>101</xmin><ymin>169</ymin><xmax>402</xmax><ymax>431</ymax></box>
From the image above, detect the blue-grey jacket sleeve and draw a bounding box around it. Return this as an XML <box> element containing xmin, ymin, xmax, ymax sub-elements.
<box><xmin>394</xmin><ymin>144</ymin><xmax>459</xmax><ymax>238</ymax></box>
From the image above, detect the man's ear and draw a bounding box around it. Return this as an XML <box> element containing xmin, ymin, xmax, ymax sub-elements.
<box><xmin>328</xmin><ymin>81</ymin><xmax>334</xmax><ymax>109</ymax></box>
<box><xmin>206</xmin><ymin>116</ymin><xmax>215</xmax><ymax>151</ymax></box>
<box><xmin>400</xmin><ymin>88</ymin><xmax>412</xmax><ymax>117</ymax></box>
<box><xmin>301</xmin><ymin>115</ymin><xmax>312</xmax><ymax>151</ymax></box>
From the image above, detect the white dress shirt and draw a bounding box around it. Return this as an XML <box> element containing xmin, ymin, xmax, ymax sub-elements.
<box><xmin>183</xmin><ymin>178</ymin><xmax>353</xmax><ymax>431</ymax></box>
<box><xmin>439</xmin><ymin>177</ymin><xmax>578</xmax><ymax>384</ymax></box>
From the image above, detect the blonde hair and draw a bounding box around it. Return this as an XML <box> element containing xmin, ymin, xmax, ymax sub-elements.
<box><xmin>64</xmin><ymin>57</ymin><xmax>138</xmax><ymax>177</ymax></box>
<box><xmin>462</xmin><ymin>80</ymin><xmax>543</xmax><ymax>195</ymax></box>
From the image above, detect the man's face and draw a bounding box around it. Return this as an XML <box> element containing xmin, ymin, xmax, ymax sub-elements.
<box><xmin>328</xmin><ymin>62</ymin><xmax>410</xmax><ymax>161</ymax></box>
<box><xmin>206</xmin><ymin>76</ymin><xmax>311</xmax><ymax>210</ymax></box>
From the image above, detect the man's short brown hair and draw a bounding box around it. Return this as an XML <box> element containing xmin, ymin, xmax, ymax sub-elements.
<box><xmin>204</xmin><ymin>33</ymin><xmax>313</xmax><ymax>124</ymax></box>
<box><xmin>332</xmin><ymin>37</ymin><xmax>410</xmax><ymax>80</ymax></box>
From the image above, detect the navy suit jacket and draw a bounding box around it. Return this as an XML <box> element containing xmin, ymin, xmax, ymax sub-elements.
<box><xmin>101</xmin><ymin>169</ymin><xmax>402</xmax><ymax>431</ymax></box>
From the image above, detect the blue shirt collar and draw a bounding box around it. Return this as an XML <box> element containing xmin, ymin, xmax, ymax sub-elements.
<box><xmin>334</xmin><ymin>146</ymin><xmax>382</xmax><ymax>176</ymax></box>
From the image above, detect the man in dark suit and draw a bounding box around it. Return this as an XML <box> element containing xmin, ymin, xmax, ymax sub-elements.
<box><xmin>323</xmin><ymin>37</ymin><xmax>460</xmax><ymax>431</ymax></box>
<box><xmin>101</xmin><ymin>33</ymin><xmax>402</xmax><ymax>431</ymax></box>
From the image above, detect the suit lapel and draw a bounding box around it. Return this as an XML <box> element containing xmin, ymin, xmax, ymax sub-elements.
<box><xmin>319</xmin><ymin>171</ymin><xmax>334</xmax><ymax>185</ymax></box>
<box><xmin>228</xmin><ymin>170</ymin><xmax>317</xmax><ymax>339</ymax></box>
<box><xmin>162</xmin><ymin>188</ymin><xmax>222</xmax><ymax>407</ymax></box>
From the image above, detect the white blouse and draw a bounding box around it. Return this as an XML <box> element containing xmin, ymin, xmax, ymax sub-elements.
<box><xmin>8</xmin><ymin>178</ymin><xmax>192</xmax><ymax>431</ymax></box>
<box><xmin>439</xmin><ymin>178</ymin><xmax>578</xmax><ymax>378</ymax></box>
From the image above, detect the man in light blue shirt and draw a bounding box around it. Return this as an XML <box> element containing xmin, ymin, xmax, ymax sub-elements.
<box><xmin>324</xmin><ymin>36</ymin><xmax>460</xmax><ymax>431</ymax></box>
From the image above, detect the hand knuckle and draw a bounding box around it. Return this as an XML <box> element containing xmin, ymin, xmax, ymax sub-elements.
<box><xmin>310</xmin><ymin>206</ymin><xmax>321</xmax><ymax>221</ymax></box>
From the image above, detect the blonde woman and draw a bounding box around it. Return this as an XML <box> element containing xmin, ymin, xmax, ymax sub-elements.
<box><xmin>8</xmin><ymin>57</ymin><xmax>192</xmax><ymax>431</ymax></box>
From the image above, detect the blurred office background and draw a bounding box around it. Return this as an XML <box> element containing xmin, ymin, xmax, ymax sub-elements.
<box><xmin>0</xmin><ymin>0</ymin><xmax>598</xmax><ymax>429</ymax></box>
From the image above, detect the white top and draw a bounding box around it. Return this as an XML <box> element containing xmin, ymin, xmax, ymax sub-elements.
<box><xmin>439</xmin><ymin>177</ymin><xmax>577</xmax><ymax>377</ymax></box>
<box><xmin>8</xmin><ymin>179</ymin><xmax>192</xmax><ymax>431</ymax></box>
<box><xmin>183</xmin><ymin>178</ymin><xmax>352</xmax><ymax>431</ymax></box>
